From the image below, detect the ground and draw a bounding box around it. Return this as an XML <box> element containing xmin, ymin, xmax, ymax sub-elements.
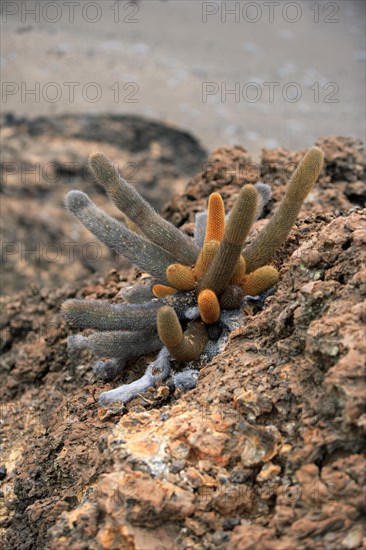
<box><xmin>1</xmin><ymin>124</ymin><xmax>365</xmax><ymax>549</ymax></box>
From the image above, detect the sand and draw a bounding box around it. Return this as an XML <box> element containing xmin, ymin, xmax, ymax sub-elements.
<box><xmin>2</xmin><ymin>0</ymin><xmax>365</xmax><ymax>157</ymax></box>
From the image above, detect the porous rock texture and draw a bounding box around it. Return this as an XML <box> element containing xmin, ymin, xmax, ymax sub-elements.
<box><xmin>1</xmin><ymin>135</ymin><xmax>365</xmax><ymax>550</ymax></box>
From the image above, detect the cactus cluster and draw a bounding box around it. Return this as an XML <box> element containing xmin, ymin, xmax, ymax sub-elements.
<box><xmin>63</xmin><ymin>147</ymin><xmax>324</xmax><ymax>406</ymax></box>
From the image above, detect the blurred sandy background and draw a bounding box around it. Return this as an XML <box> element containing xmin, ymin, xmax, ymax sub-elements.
<box><xmin>1</xmin><ymin>0</ymin><xmax>365</xmax><ymax>157</ymax></box>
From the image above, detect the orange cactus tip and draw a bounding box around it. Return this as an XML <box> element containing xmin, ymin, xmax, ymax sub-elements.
<box><xmin>205</xmin><ymin>192</ymin><xmax>225</xmax><ymax>242</ymax></box>
<box><xmin>198</xmin><ymin>289</ymin><xmax>220</xmax><ymax>324</ymax></box>
<box><xmin>166</xmin><ymin>263</ymin><xmax>196</xmax><ymax>291</ymax></box>
<box><xmin>152</xmin><ymin>284</ymin><xmax>176</xmax><ymax>298</ymax></box>
<box><xmin>241</xmin><ymin>265</ymin><xmax>279</xmax><ymax>296</ymax></box>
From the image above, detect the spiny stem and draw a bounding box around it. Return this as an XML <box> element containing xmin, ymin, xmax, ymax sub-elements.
<box><xmin>66</xmin><ymin>190</ymin><xmax>176</xmax><ymax>283</ymax></box>
<box><xmin>89</xmin><ymin>152</ymin><xmax>199</xmax><ymax>265</ymax></box>
<box><xmin>62</xmin><ymin>298</ymin><xmax>161</xmax><ymax>331</ymax></box>
<box><xmin>205</xmin><ymin>193</ymin><xmax>225</xmax><ymax>242</ymax></box>
<box><xmin>198</xmin><ymin>184</ymin><xmax>258</xmax><ymax>295</ymax></box>
<box><xmin>166</xmin><ymin>264</ymin><xmax>196</xmax><ymax>291</ymax></box>
<box><xmin>194</xmin><ymin>240</ymin><xmax>220</xmax><ymax>279</ymax></box>
<box><xmin>243</xmin><ymin>147</ymin><xmax>324</xmax><ymax>273</ymax></box>
<box><xmin>241</xmin><ymin>265</ymin><xmax>279</xmax><ymax>296</ymax></box>
<box><xmin>157</xmin><ymin>306</ymin><xmax>208</xmax><ymax>361</ymax></box>
<box><xmin>152</xmin><ymin>284</ymin><xmax>176</xmax><ymax>298</ymax></box>
<box><xmin>198</xmin><ymin>289</ymin><xmax>220</xmax><ymax>324</ymax></box>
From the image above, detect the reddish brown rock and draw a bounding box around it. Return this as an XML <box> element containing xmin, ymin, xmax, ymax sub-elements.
<box><xmin>1</xmin><ymin>137</ymin><xmax>365</xmax><ymax>550</ymax></box>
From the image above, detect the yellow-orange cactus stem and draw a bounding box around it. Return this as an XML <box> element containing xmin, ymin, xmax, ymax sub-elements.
<box><xmin>166</xmin><ymin>263</ymin><xmax>196</xmax><ymax>291</ymax></box>
<box><xmin>205</xmin><ymin>192</ymin><xmax>225</xmax><ymax>242</ymax></box>
<box><xmin>157</xmin><ymin>305</ymin><xmax>183</xmax><ymax>348</ymax></box>
<box><xmin>152</xmin><ymin>284</ymin><xmax>176</xmax><ymax>298</ymax></box>
<box><xmin>194</xmin><ymin>240</ymin><xmax>220</xmax><ymax>279</ymax></box>
<box><xmin>198</xmin><ymin>289</ymin><xmax>220</xmax><ymax>324</ymax></box>
<box><xmin>197</xmin><ymin>184</ymin><xmax>258</xmax><ymax>296</ymax></box>
<box><xmin>230</xmin><ymin>255</ymin><xmax>246</xmax><ymax>285</ymax></box>
<box><xmin>243</xmin><ymin>147</ymin><xmax>324</xmax><ymax>273</ymax></box>
<box><xmin>241</xmin><ymin>265</ymin><xmax>279</xmax><ymax>296</ymax></box>
<box><xmin>157</xmin><ymin>306</ymin><xmax>208</xmax><ymax>361</ymax></box>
